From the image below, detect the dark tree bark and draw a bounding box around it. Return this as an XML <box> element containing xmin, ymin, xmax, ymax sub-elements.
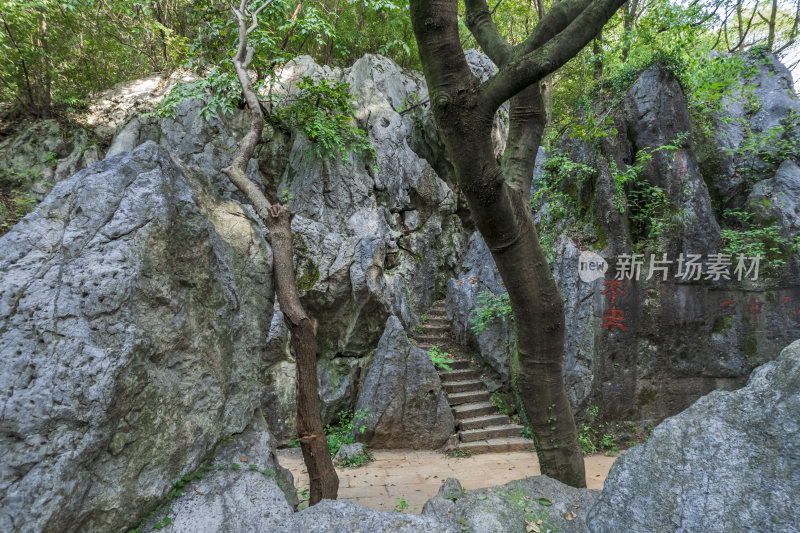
<box><xmin>222</xmin><ymin>0</ymin><xmax>338</xmax><ymax>506</ymax></box>
<box><xmin>411</xmin><ymin>0</ymin><xmax>625</xmax><ymax>487</ymax></box>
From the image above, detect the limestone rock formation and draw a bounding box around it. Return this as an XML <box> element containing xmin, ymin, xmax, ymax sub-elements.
<box><xmin>286</xmin><ymin>499</ymin><xmax>455</xmax><ymax>532</ymax></box>
<box><xmin>332</xmin><ymin>442</ymin><xmax>367</xmax><ymax>466</ymax></box>
<box><xmin>354</xmin><ymin>316</ymin><xmax>455</xmax><ymax>449</ymax></box>
<box><xmin>0</xmin><ymin>120</ymin><xmax>100</xmax><ymax>200</ymax></box>
<box><xmin>447</xmin><ymin>54</ymin><xmax>800</xmax><ymax>428</ymax></box>
<box><xmin>587</xmin><ymin>339</ymin><xmax>800</xmax><ymax>533</ymax></box>
<box><xmin>139</xmin><ymin>411</ymin><xmax>297</xmax><ymax>533</ymax></box>
<box><xmin>698</xmin><ymin>50</ymin><xmax>800</xmax><ymax>204</ymax></box>
<box><xmin>98</xmin><ymin>54</ymin><xmax>469</xmax><ymax>439</ymax></box>
<box><xmin>423</xmin><ymin>476</ymin><xmax>599</xmax><ymax>533</ymax></box>
<box><xmin>0</xmin><ymin>142</ymin><xmax>281</xmax><ymax>532</ymax></box>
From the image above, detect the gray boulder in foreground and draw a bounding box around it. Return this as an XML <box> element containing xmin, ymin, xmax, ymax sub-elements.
<box><xmin>423</xmin><ymin>475</ymin><xmax>598</xmax><ymax>533</ymax></box>
<box><xmin>139</xmin><ymin>411</ymin><xmax>297</xmax><ymax>533</ymax></box>
<box><xmin>0</xmin><ymin>142</ymin><xmax>279</xmax><ymax>532</ymax></box>
<box><xmin>354</xmin><ymin>316</ymin><xmax>455</xmax><ymax>449</ymax></box>
<box><xmin>587</xmin><ymin>339</ymin><xmax>800</xmax><ymax>533</ymax></box>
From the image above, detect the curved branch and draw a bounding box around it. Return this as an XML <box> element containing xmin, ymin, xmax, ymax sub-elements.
<box><xmin>481</xmin><ymin>0</ymin><xmax>625</xmax><ymax>111</ymax></box>
<box><xmin>464</xmin><ymin>0</ymin><xmax>513</xmax><ymax>66</ymax></box>
<box><xmin>519</xmin><ymin>0</ymin><xmax>592</xmax><ymax>55</ymax></box>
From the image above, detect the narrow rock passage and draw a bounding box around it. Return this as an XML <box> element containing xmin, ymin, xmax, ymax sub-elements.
<box><xmin>417</xmin><ymin>300</ymin><xmax>531</xmax><ymax>454</ymax></box>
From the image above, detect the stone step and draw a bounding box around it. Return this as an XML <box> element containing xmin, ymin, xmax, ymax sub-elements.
<box><xmin>426</xmin><ymin>308</ymin><xmax>447</xmax><ymax>318</ymax></box>
<box><xmin>425</xmin><ymin>317</ymin><xmax>449</xmax><ymax>327</ymax></box>
<box><xmin>452</xmin><ymin>401</ymin><xmax>496</xmax><ymax>419</ymax></box>
<box><xmin>417</xmin><ymin>335</ymin><xmax>450</xmax><ymax>344</ymax></box>
<box><xmin>447</xmin><ymin>390</ymin><xmax>490</xmax><ymax>405</ymax></box>
<box><xmin>458</xmin><ymin>413</ymin><xmax>511</xmax><ymax>431</ymax></box>
<box><xmin>443</xmin><ymin>359</ymin><xmax>472</xmax><ymax>371</ymax></box>
<box><xmin>439</xmin><ymin>368</ymin><xmax>480</xmax><ymax>381</ymax></box>
<box><xmin>442</xmin><ymin>379</ymin><xmax>485</xmax><ymax>394</ymax></box>
<box><xmin>459</xmin><ymin>424</ymin><xmax>525</xmax><ymax>443</ymax></box>
<box><xmin>454</xmin><ymin>436</ymin><xmax>533</xmax><ymax>455</ymax></box>
<box><xmin>420</xmin><ymin>324</ymin><xmax>449</xmax><ymax>334</ymax></box>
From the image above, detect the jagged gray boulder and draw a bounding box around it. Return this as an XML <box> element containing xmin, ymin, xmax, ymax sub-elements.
<box><xmin>332</xmin><ymin>443</ymin><xmax>367</xmax><ymax>466</ymax></box>
<box><xmin>354</xmin><ymin>316</ymin><xmax>455</xmax><ymax>448</ymax></box>
<box><xmin>587</xmin><ymin>339</ymin><xmax>800</xmax><ymax>533</ymax></box>
<box><xmin>0</xmin><ymin>142</ymin><xmax>281</xmax><ymax>532</ymax></box>
<box><xmin>0</xmin><ymin>120</ymin><xmax>97</xmax><ymax>199</ymax></box>
<box><xmin>747</xmin><ymin>159</ymin><xmax>800</xmax><ymax>239</ymax></box>
<box><xmin>424</xmin><ymin>475</ymin><xmax>599</xmax><ymax>533</ymax></box>
<box><xmin>446</xmin><ymin>233</ymin><xmax>514</xmax><ymax>389</ymax></box>
<box><xmin>139</xmin><ymin>411</ymin><xmax>297</xmax><ymax>533</ymax></box>
<box><xmin>698</xmin><ymin>50</ymin><xmax>800</xmax><ymax>203</ymax></box>
<box><xmin>284</xmin><ymin>499</ymin><xmax>456</xmax><ymax>532</ymax></box>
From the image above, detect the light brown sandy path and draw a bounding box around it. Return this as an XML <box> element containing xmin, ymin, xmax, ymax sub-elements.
<box><xmin>276</xmin><ymin>448</ymin><xmax>617</xmax><ymax>514</ymax></box>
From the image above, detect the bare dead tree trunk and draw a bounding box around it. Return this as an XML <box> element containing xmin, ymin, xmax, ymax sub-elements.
<box><xmin>222</xmin><ymin>0</ymin><xmax>338</xmax><ymax>506</ymax></box>
<box><xmin>421</xmin><ymin>0</ymin><xmax>626</xmax><ymax>488</ymax></box>
<box><xmin>592</xmin><ymin>29</ymin><xmax>603</xmax><ymax>80</ymax></box>
<box><xmin>621</xmin><ymin>0</ymin><xmax>639</xmax><ymax>63</ymax></box>
<box><xmin>349</xmin><ymin>1</ymin><xmax>366</xmax><ymax>63</ymax></box>
<box><xmin>768</xmin><ymin>0</ymin><xmax>778</xmax><ymax>48</ymax></box>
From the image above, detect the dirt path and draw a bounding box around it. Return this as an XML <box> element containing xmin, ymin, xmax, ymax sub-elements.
<box><xmin>277</xmin><ymin>448</ymin><xmax>616</xmax><ymax>513</ymax></box>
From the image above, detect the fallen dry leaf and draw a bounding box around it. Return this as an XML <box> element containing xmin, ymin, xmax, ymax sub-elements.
<box><xmin>525</xmin><ymin>521</ymin><xmax>541</xmax><ymax>533</ymax></box>
<box><xmin>564</xmin><ymin>511</ymin><xmax>573</xmax><ymax>521</ymax></box>
<box><xmin>239</xmin><ymin>456</ymin><xmax>248</xmax><ymax>462</ymax></box>
<box><xmin>194</xmin><ymin>489</ymin><xmax>204</xmax><ymax>495</ymax></box>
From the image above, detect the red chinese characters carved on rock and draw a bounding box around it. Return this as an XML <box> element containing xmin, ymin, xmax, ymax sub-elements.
<box><xmin>602</xmin><ymin>306</ymin><xmax>627</xmax><ymax>331</ymax></box>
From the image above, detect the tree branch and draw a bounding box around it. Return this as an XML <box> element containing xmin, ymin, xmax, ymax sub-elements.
<box><xmin>248</xmin><ymin>0</ymin><xmax>274</xmax><ymax>33</ymax></box>
<box><xmin>464</xmin><ymin>0</ymin><xmax>513</xmax><ymax>66</ymax></box>
<box><xmin>503</xmin><ymin>84</ymin><xmax>546</xmax><ymax>196</ymax></box>
<box><xmin>481</xmin><ymin>0</ymin><xmax>625</xmax><ymax>111</ymax></box>
<box><xmin>518</xmin><ymin>0</ymin><xmax>592</xmax><ymax>55</ymax></box>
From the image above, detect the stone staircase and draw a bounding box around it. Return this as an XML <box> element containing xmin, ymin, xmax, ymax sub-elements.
<box><xmin>417</xmin><ymin>301</ymin><xmax>531</xmax><ymax>455</ymax></box>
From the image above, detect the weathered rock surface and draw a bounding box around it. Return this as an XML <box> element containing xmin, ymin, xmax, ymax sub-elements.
<box><xmin>747</xmin><ymin>159</ymin><xmax>800</xmax><ymax>240</ymax></box>
<box><xmin>354</xmin><ymin>316</ymin><xmax>455</xmax><ymax>448</ymax></box>
<box><xmin>698</xmin><ymin>50</ymin><xmax>800</xmax><ymax>204</ymax></box>
<box><xmin>448</xmin><ymin>57</ymin><xmax>800</xmax><ymax>428</ymax></box>
<box><xmin>139</xmin><ymin>411</ymin><xmax>297</xmax><ymax>533</ymax></box>
<box><xmin>446</xmin><ymin>233</ymin><xmax>514</xmax><ymax>390</ymax></box>
<box><xmin>84</xmin><ymin>70</ymin><xmax>197</xmax><ymax>142</ymax></box>
<box><xmin>0</xmin><ymin>120</ymin><xmax>98</xmax><ymax>199</ymax></box>
<box><xmin>0</xmin><ymin>142</ymin><xmax>282</xmax><ymax>532</ymax></box>
<box><xmin>587</xmin><ymin>339</ymin><xmax>800</xmax><ymax>533</ymax></box>
<box><xmin>285</xmin><ymin>499</ymin><xmax>456</xmax><ymax>532</ymax></box>
<box><xmin>332</xmin><ymin>442</ymin><xmax>367</xmax><ymax>466</ymax></box>
<box><xmin>424</xmin><ymin>476</ymin><xmax>599</xmax><ymax>533</ymax></box>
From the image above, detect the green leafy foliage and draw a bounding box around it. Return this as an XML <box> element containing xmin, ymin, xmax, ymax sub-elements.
<box><xmin>578</xmin><ymin>406</ymin><xmax>619</xmax><ymax>456</ymax></box>
<box><xmin>470</xmin><ymin>291</ymin><xmax>513</xmax><ymax>334</ymax></box>
<box><xmin>393</xmin><ymin>497</ymin><xmax>409</xmax><ymax>513</ymax></box>
<box><xmin>324</xmin><ymin>408</ymin><xmax>371</xmax><ymax>458</ymax></box>
<box><xmin>428</xmin><ymin>345</ymin><xmax>455</xmax><ymax>371</ymax></box>
<box><xmin>720</xmin><ymin>209</ymin><xmax>799</xmax><ymax>276</ymax></box>
<box><xmin>270</xmin><ymin>77</ymin><xmax>375</xmax><ymax>163</ymax></box>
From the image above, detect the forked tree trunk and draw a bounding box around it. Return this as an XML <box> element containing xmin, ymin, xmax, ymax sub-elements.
<box><xmin>412</xmin><ymin>0</ymin><xmax>625</xmax><ymax>487</ymax></box>
<box><xmin>222</xmin><ymin>0</ymin><xmax>338</xmax><ymax>506</ymax></box>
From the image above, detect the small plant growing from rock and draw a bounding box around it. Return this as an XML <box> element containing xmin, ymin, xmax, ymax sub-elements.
<box><xmin>470</xmin><ymin>291</ymin><xmax>513</xmax><ymax>334</ymax></box>
<box><xmin>324</xmin><ymin>408</ymin><xmax>371</xmax><ymax>458</ymax></box>
<box><xmin>428</xmin><ymin>345</ymin><xmax>455</xmax><ymax>371</ymax></box>
<box><xmin>393</xmin><ymin>497</ymin><xmax>409</xmax><ymax>513</ymax></box>
<box><xmin>446</xmin><ymin>448</ymin><xmax>472</xmax><ymax>459</ymax></box>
